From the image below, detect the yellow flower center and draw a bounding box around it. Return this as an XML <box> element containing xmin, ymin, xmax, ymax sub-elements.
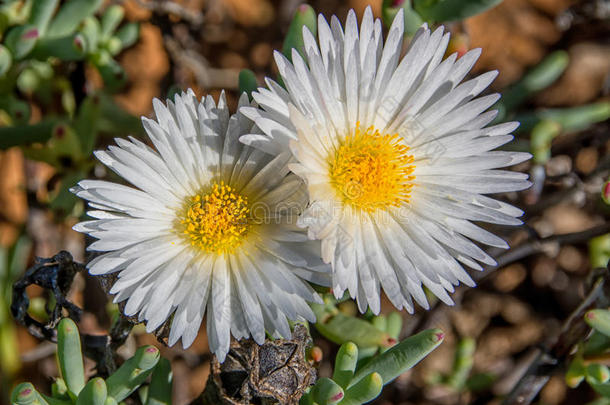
<box><xmin>180</xmin><ymin>182</ymin><xmax>249</xmax><ymax>254</ymax></box>
<box><xmin>328</xmin><ymin>123</ymin><xmax>416</xmax><ymax>213</ymax></box>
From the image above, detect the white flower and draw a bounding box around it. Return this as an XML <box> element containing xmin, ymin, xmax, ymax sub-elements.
<box><xmin>240</xmin><ymin>8</ymin><xmax>531</xmax><ymax>314</ymax></box>
<box><xmin>72</xmin><ymin>90</ymin><xmax>328</xmax><ymax>362</ymax></box>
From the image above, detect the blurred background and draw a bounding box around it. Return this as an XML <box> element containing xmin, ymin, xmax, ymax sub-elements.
<box><xmin>0</xmin><ymin>0</ymin><xmax>609</xmax><ymax>404</ymax></box>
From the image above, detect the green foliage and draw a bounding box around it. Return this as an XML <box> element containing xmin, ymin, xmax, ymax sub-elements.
<box><xmin>0</xmin><ymin>0</ymin><xmax>142</xmax><ymax>216</ymax></box>
<box><xmin>57</xmin><ymin>318</ymin><xmax>85</xmax><ymax>396</ymax></box>
<box><xmin>381</xmin><ymin>0</ymin><xmax>423</xmax><ymax>35</ymax></box>
<box><xmin>145</xmin><ymin>358</ymin><xmax>173</xmax><ymax>405</ymax></box>
<box><xmin>282</xmin><ymin>4</ymin><xmax>316</xmax><ymax>62</ymax></box>
<box><xmin>414</xmin><ymin>0</ymin><xmax>503</xmax><ymax>22</ymax></box>
<box><xmin>105</xmin><ymin>346</ymin><xmax>160</xmax><ymax>401</ymax></box>
<box><xmin>602</xmin><ymin>180</ymin><xmax>610</xmax><ymax>206</ymax></box>
<box><xmin>566</xmin><ymin>310</ymin><xmax>610</xmax><ymax>402</ymax></box>
<box><xmin>238</xmin><ymin>69</ymin><xmax>258</xmax><ymax>100</ymax></box>
<box><xmin>305</xmin><ymin>294</ymin><xmax>443</xmax><ymax>404</ymax></box>
<box><xmin>0</xmin><ymin>236</ymin><xmax>31</xmax><ymax>382</ymax></box>
<box><xmin>382</xmin><ymin>0</ymin><xmax>503</xmax><ymax>33</ymax></box>
<box><xmin>312</xmin><ymin>295</ymin><xmax>401</xmax><ymax>358</ymax></box>
<box><xmin>496</xmin><ymin>51</ymin><xmax>570</xmax><ymax>121</ymax></box>
<box><xmin>11</xmin><ymin>318</ymin><xmax>172</xmax><ymax>405</ymax></box>
<box><xmin>514</xmin><ymin>101</ymin><xmax>610</xmax><ymax>164</ymax></box>
<box><xmin>496</xmin><ymin>51</ymin><xmax>609</xmax><ymax>165</ymax></box>
<box><xmin>589</xmin><ymin>235</ymin><xmax>610</xmax><ymax>269</ymax></box>
<box><xmin>301</xmin><ymin>329</ymin><xmax>443</xmax><ymax>405</ymax></box>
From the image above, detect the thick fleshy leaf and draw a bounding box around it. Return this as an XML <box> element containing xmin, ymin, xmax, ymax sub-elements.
<box><xmin>586</xmin><ymin>310</ymin><xmax>610</xmax><ymax>338</ymax></box>
<box><xmin>414</xmin><ymin>0</ymin><xmax>503</xmax><ymax>22</ymax></box>
<box><xmin>57</xmin><ymin>318</ymin><xmax>85</xmax><ymax>396</ymax></box>
<box><xmin>282</xmin><ymin>4</ymin><xmax>316</xmax><ymax>62</ymax></box>
<box><xmin>315</xmin><ymin>313</ymin><xmax>392</xmax><ymax>348</ymax></box>
<box><xmin>145</xmin><ymin>358</ymin><xmax>173</xmax><ymax>405</ymax></box>
<box><xmin>76</xmin><ymin>378</ymin><xmax>107</xmax><ymax>405</ymax></box>
<box><xmin>333</xmin><ymin>342</ymin><xmax>358</xmax><ymax>388</ymax></box>
<box><xmin>106</xmin><ymin>346</ymin><xmax>160</xmax><ymax>401</ymax></box>
<box><xmin>350</xmin><ymin>328</ymin><xmax>444</xmax><ymax>387</ymax></box>
<box><xmin>341</xmin><ymin>372</ymin><xmax>383</xmax><ymax>405</ymax></box>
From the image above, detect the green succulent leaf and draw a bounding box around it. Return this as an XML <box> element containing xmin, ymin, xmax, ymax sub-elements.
<box><xmin>11</xmin><ymin>383</ymin><xmax>48</xmax><ymax>405</ymax></box>
<box><xmin>113</xmin><ymin>22</ymin><xmax>139</xmax><ymax>52</ymax></box>
<box><xmin>587</xmin><ymin>364</ymin><xmax>610</xmax><ymax>385</ymax></box>
<box><xmin>333</xmin><ymin>342</ymin><xmax>359</xmax><ymax>389</ymax></box>
<box><xmin>349</xmin><ymin>328</ymin><xmax>444</xmax><ymax>388</ymax></box>
<box><xmin>28</xmin><ymin>0</ymin><xmax>59</xmax><ymax>35</ymax></box>
<box><xmin>414</xmin><ymin>0</ymin><xmax>503</xmax><ymax>22</ymax></box>
<box><xmin>238</xmin><ymin>69</ymin><xmax>258</xmax><ymax>100</ymax></box>
<box><xmin>106</xmin><ymin>345</ymin><xmax>160</xmax><ymax>401</ymax></box>
<box><xmin>100</xmin><ymin>5</ymin><xmax>124</xmax><ymax>40</ymax></box>
<box><xmin>91</xmin><ymin>50</ymin><xmax>127</xmax><ymax>91</ymax></box>
<box><xmin>282</xmin><ymin>4</ymin><xmax>316</xmax><ymax>62</ymax></box>
<box><xmin>57</xmin><ymin>318</ymin><xmax>86</xmax><ymax>396</ymax></box>
<box><xmin>0</xmin><ymin>44</ymin><xmax>11</xmax><ymax>76</ymax></box>
<box><xmin>530</xmin><ymin>120</ymin><xmax>562</xmax><ymax>164</ymax></box>
<box><xmin>51</xmin><ymin>378</ymin><xmax>69</xmax><ymax>400</ymax></box>
<box><xmin>76</xmin><ymin>378</ymin><xmax>107</xmax><ymax>405</ymax></box>
<box><xmin>340</xmin><ymin>372</ymin><xmax>383</xmax><ymax>405</ymax></box>
<box><xmin>46</xmin><ymin>0</ymin><xmax>103</xmax><ymax>38</ymax></box>
<box><xmin>104</xmin><ymin>397</ymin><xmax>118</xmax><ymax>405</ymax></box>
<box><xmin>74</xmin><ymin>95</ymin><xmax>101</xmax><ymax>155</ymax></box>
<box><xmin>589</xmin><ymin>380</ymin><xmax>610</xmax><ymax>398</ymax></box>
<box><xmin>586</xmin><ymin>310</ymin><xmax>610</xmax><ymax>338</ymax></box>
<box><xmin>382</xmin><ymin>0</ymin><xmax>423</xmax><ymax>35</ymax></box>
<box><xmin>386</xmin><ymin>312</ymin><xmax>402</xmax><ymax>340</ymax></box>
<box><xmin>590</xmin><ymin>235</ymin><xmax>610</xmax><ymax>269</ymax></box>
<box><xmin>4</xmin><ymin>24</ymin><xmax>39</xmax><ymax>59</ymax></box>
<box><xmin>498</xmin><ymin>50</ymin><xmax>569</xmax><ymax>117</ymax></box>
<box><xmin>316</xmin><ymin>313</ymin><xmax>393</xmax><ymax>348</ymax></box>
<box><xmin>145</xmin><ymin>358</ymin><xmax>173</xmax><ymax>405</ymax></box>
<box><xmin>312</xmin><ymin>378</ymin><xmax>344</xmax><ymax>404</ymax></box>
<box><xmin>32</xmin><ymin>32</ymin><xmax>87</xmax><ymax>61</ymax></box>
<box><xmin>446</xmin><ymin>338</ymin><xmax>476</xmax><ymax>390</ymax></box>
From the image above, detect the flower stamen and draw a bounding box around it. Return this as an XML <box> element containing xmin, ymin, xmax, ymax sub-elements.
<box><xmin>180</xmin><ymin>182</ymin><xmax>249</xmax><ymax>254</ymax></box>
<box><xmin>328</xmin><ymin>123</ymin><xmax>415</xmax><ymax>212</ymax></box>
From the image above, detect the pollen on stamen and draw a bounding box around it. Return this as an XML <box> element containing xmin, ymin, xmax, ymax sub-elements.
<box><xmin>328</xmin><ymin>123</ymin><xmax>416</xmax><ymax>213</ymax></box>
<box><xmin>179</xmin><ymin>182</ymin><xmax>250</xmax><ymax>254</ymax></box>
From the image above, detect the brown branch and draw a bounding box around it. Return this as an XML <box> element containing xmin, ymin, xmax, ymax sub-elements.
<box><xmin>502</xmin><ymin>268</ymin><xmax>610</xmax><ymax>405</ymax></box>
<box><xmin>491</xmin><ymin>222</ymin><xmax>610</xmax><ymax>271</ymax></box>
<box><xmin>409</xmin><ymin>222</ymin><xmax>610</xmax><ymax>336</ymax></box>
<box><xmin>118</xmin><ymin>0</ymin><xmax>204</xmax><ymax>26</ymax></box>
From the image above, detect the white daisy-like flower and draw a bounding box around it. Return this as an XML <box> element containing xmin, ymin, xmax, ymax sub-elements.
<box><xmin>72</xmin><ymin>90</ymin><xmax>328</xmax><ymax>361</ymax></box>
<box><xmin>240</xmin><ymin>8</ymin><xmax>531</xmax><ymax>314</ymax></box>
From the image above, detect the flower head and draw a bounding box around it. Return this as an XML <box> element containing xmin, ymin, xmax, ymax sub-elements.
<box><xmin>240</xmin><ymin>8</ymin><xmax>531</xmax><ymax>314</ymax></box>
<box><xmin>72</xmin><ymin>90</ymin><xmax>328</xmax><ymax>361</ymax></box>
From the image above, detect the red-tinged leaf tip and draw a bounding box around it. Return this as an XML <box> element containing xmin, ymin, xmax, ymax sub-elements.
<box><xmin>298</xmin><ymin>4</ymin><xmax>309</xmax><ymax>13</ymax></box>
<box><xmin>434</xmin><ymin>332</ymin><xmax>445</xmax><ymax>342</ymax></box>
<box><xmin>74</xmin><ymin>37</ymin><xmax>84</xmax><ymax>50</ymax></box>
<box><xmin>19</xmin><ymin>388</ymin><xmax>32</xmax><ymax>396</ymax></box>
<box><xmin>391</xmin><ymin>0</ymin><xmax>405</xmax><ymax>6</ymax></box>
<box><xmin>22</xmin><ymin>29</ymin><xmax>39</xmax><ymax>40</ymax></box>
<box><xmin>387</xmin><ymin>337</ymin><xmax>397</xmax><ymax>346</ymax></box>
<box><xmin>146</xmin><ymin>346</ymin><xmax>158</xmax><ymax>353</ymax></box>
<box><xmin>603</xmin><ymin>181</ymin><xmax>610</xmax><ymax>203</ymax></box>
<box><xmin>331</xmin><ymin>391</ymin><xmax>344</xmax><ymax>401</ymax></box>
<box><xmin>55</xmin><ymin>125</ymin><xmax>66</xmax><ymax>138</ymax></box>
<box><xmin>586</xmin><ymin>311</ymin><xmax>596</xmax><ymax>320</ymax></box>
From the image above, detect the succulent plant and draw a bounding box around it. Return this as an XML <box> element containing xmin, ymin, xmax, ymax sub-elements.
<box><xmin>0</xmin><ymin>0</ymin><xmax>142</xmax><ymax>216</ymax></box>
<box><xmin>300</xmin><ymin>329</ymin><xmax>445</xmax><ymax>405</ymax></box>
<box><xmin>10</xmin><ymin>318</ymin><xmax>171</xmax><ymax>405</ymax></box>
